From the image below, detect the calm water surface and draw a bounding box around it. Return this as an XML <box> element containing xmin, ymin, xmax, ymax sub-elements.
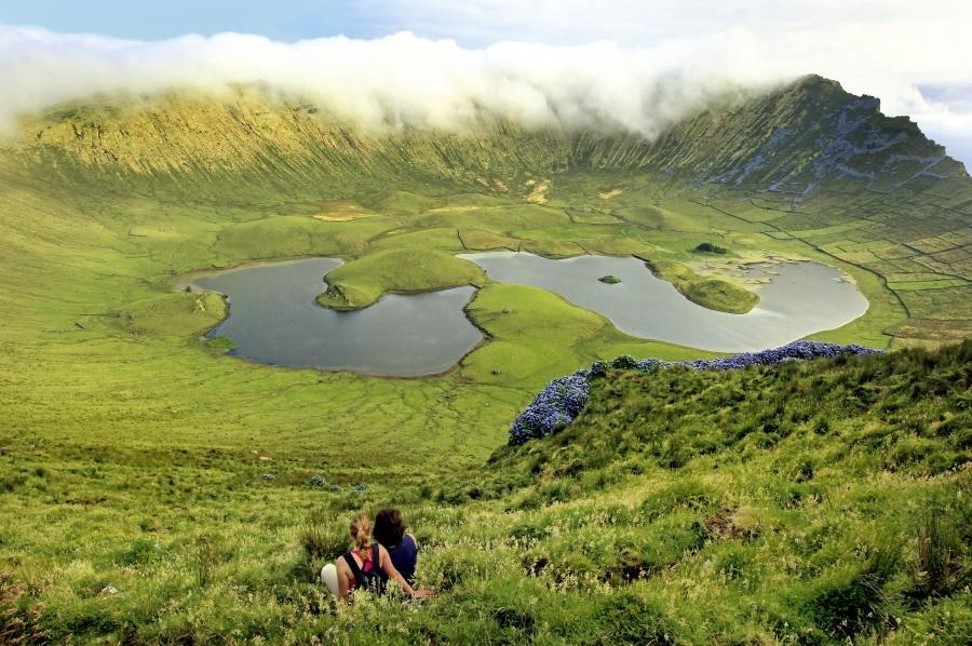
<box><xmin>192</xmin><ymin>258</ymin><xmax>482</xmax><ymax>377</ymax></box>
<box><xmin>192</xmin><ymin>253</ymin><xmax>869</xmax><ymax>374</ymax></box>
<box><xmin>461</xmin><ymin>252</ymin><xmax>868</xmax><ymax>353</ymax></box>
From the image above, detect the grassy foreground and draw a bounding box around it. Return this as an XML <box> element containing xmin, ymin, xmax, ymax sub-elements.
<box><xmin>2</xmin><ymin>343</ymin><xmax>969</xmax><ymax>643</ymax></box>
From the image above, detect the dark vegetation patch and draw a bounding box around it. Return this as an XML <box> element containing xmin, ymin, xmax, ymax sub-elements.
<box><xmin>1</xmin><ymin>572</ymin><xmax>49</xmax><ymax>644</ymax></box>
<box><xmin>694</xmin><ymin>241</ymin><xmax>727</xmax><ymax>254</ymax></box>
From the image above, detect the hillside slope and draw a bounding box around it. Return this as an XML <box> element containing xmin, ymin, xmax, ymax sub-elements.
<box><xmin>4</xmin><ymin>76</ymin><xmax>966</xmax><ymax>194</ymax></box>
<box><xmin>2</xmin><ymin>342</ymin><xmax>969</xmax><ymax>642</ymax></box>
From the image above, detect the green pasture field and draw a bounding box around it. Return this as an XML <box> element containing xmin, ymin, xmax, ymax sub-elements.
<box><xmin>1</xmin><ymin>87</ymin><xmax>970</xmax><ymax>642</ymax></box>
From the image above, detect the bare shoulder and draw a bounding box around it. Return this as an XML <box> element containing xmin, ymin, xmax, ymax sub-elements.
<box><xmin>335</xmin><ymin>554</ymin><xmax>351</xmax><ymax>574</ymax></box>
<box><xmin>376</xmin><ymin>543</ymin><xmax>395</xmax><ymax>571</ymax></box>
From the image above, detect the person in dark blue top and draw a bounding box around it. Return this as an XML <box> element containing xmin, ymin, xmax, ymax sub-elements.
<box><xmin>373</xmin><ymin>508</ymin><xmax>419</xmax><ymax>586</ymax></box>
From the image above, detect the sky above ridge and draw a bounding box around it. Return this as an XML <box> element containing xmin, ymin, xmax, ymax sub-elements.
<box><xmin>1</xmin><ymin>1</ymin><xmax>971</xmax><ymax>164</ymax></box>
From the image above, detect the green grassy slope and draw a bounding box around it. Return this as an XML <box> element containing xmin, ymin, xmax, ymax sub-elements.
<box><xmin>2</xmin><ymin>343</ymin><xmax>968</xmax><ymax>643</ymax></box>
<box><xmin>0</xmin><ymin>75</ymin><xmax>970</xmax><ymax>642</ymax></box>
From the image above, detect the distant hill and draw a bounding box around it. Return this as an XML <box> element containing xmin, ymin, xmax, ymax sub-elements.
<box><xmin>2</xmin><ymin>74</ymin><xmax>970</xmax><ymax>342</ymax></box>
<box><xmin>6</xmin><ymin>75</ymin><xmax>967</xmax><ymax>191</ymax></box>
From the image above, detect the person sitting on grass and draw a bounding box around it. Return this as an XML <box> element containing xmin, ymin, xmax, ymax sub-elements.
<box><xmin>373</xmin><ymin>508</ymin><xmax>420</xmax><ymax>587</ymax></box>
<box><xmin>320</xmin><ymin>513</ymin><xmax>431</xmax><ymax>603</ymax></box>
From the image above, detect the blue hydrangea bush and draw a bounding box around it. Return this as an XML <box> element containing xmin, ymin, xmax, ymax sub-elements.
<box><xmin>677</xmin><ymin>340</ymin><xmax>878</xmax><ymax>371</ymax></box>
<box><xmin>508</xmin><ymin>341</ymin><xmax>881</xmax><ymax>446</ymax></box>
<box><xmin>508</xmin><ymin>372</ymin><xmax>591</xmax><ymax>446</ymax></box>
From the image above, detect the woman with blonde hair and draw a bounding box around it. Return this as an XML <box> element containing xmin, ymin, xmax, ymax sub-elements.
<box><xmin>321</xmin><ymin>514</ymin><xmax>430</xmax><ymax>603</ymax></box>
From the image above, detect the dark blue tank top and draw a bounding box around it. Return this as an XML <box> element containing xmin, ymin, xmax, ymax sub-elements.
<box><xmin>387</xmin><ymin>534</ymin><xmax>418</xmax><ymax>585</ymax></box>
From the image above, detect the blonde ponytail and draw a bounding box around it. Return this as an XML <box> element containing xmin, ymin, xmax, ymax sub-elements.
<box><xmin>349</xmin><ymin>514</ymin><xmax>373</xmax><ymax>562</ymax></box>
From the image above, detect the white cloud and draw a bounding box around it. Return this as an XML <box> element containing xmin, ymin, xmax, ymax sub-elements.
<box><xmin>0</xmin><ymin>25</ymin><xmax>783</xmax><ymax>139</ymax></box>
<box><xmin>2</xmin><ymin>1</ymin><xmax>972</xmax><ymax>163</ymax></box>
<box><xmin>358</xmin><ymin>0</ymin><xmax>972</xmax><ymax>162</ymax></box>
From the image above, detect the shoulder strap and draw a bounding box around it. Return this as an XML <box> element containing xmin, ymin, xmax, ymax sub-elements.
<box><xmin>342</xmin><ymin>551</ymin><xmax>369</xmax><ymax>589</ymax></box>
<box><xmin>344</xmin><ymin>546</ymin><xmax>383</xmax><ymax>590</ymax></box>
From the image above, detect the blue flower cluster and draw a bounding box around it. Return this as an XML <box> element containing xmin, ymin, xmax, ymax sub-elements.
<box><xmin>507</xmin><ymin>341</ymin><xmax>880</xmax><ymax>446</ymax></box>
<box><xmin>508</xmin><ymin>372</ymin><xmax>591</xmax><ymax>446</ymax></box>
<box><xmin>678</xmin><ymin>340</ymin><xmax>880</xmax><ymax>371</ymax></box>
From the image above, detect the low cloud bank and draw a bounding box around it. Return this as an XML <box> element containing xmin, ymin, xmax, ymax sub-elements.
<box><xmin>3</xmin><ymin>23</ymin><xmax>971</xmax><ymax>166</ymax></box>
<box><xmin>0</xmin><ymin>26</ymin><xmax>780</xmax><ymax>138</ymax></box>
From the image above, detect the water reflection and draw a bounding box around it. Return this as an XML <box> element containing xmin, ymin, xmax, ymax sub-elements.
<box><xmin>192</xmin><ymin>258</ymin><xmax>482</xmax><ymax>376</ymax></box>
<box><xmin>461</xmin><ymin>252</ymin><xmax>868</xmax><ymax>352</ymax></box>
<box><xmin>192</xmin><ymin>253</ymin><xmax>868</xmax><ymax>374</ymax></box>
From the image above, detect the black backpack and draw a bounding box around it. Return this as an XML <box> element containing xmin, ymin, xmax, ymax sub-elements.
<box><xmin>342</xmin><ymin>544</ymin><xmax>385</xmax><ymax>595</ymax></box>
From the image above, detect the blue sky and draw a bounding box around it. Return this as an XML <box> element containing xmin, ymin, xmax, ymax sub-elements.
<box><xmin>1</xmin><ymin>1</ymin><xmax>970</xmax><ymax>164</ymax></box>
<box><xmin>0</xmin><ymin>1</ymin><xmax>376</xmax><ymax>43</ymax></box>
